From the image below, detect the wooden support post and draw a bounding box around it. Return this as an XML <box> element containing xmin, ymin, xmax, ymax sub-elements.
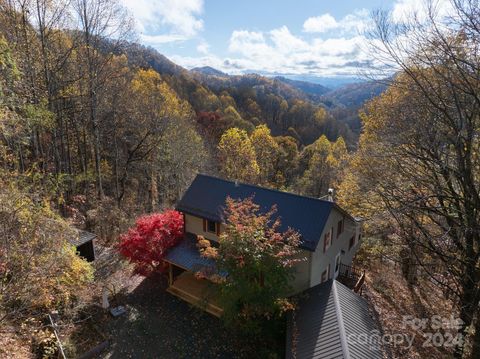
<box><xmin>168</xmin><ymin>263</ymin><xmax>173</xmax><ymax>286</ymax></box>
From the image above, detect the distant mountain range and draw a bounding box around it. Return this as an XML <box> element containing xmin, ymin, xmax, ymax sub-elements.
<box><xmin>189</xmin><ymin>65</ymin><xmax>385</xmax><ymax>104</ymax></box>
<box><xmin>273</xmin><ymin>76</ymin><xmax>330</xmax><ymax>97</ymax></box>
<box><xmin>271</xmin><ymin>74</ymin><xmax>364</xmax><ymax>88</ymax></box>
<box><xmin>110</xmin><ymin>43</ymin><xmax>387</xmax><ymax>146</ymax></box>
<box><xmin>322</xmin><ymin>81</ymin><xmax>387</xmax><ymax>108</ymax></box>
<box><xmin>191</xmin><ymin>66</ymin><xmax>228</xmax><ymax>77</ymax></box>
<box><xmin>190</xmin><ymin>66</ymin><xmax>365</xmax><ymax>89</ymax></box>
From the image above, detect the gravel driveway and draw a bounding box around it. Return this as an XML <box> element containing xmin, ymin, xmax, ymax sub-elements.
<box><xmin>103</xmin><ymin>275</ymin><xmax>254</xmax><ymax>359</ymax></box>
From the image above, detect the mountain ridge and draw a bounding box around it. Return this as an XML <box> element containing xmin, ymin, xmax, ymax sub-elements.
<box><xmin>105</xmin><ymin>42</ymin><xmax>386</xmax><ymax>146</ymax></box>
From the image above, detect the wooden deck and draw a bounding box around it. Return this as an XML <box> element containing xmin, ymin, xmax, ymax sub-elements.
<box><xmin>337</xmin><ymin>263</ymin><xmax>365</xmax><ymax>293</ymax></box>
<box><xmin>167</xmin><ymin>271</ymin><xmax>223</xmax><ymax>317</ymax></box>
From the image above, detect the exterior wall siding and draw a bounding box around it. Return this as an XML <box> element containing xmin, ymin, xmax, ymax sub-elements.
<box><xmin>309</xmin><ymin>208</ymin><xmax>361</xmax><ymax>288</ymax></box>
<box><xmin>184</xmin><ymin>213</ymin><xmax>225</xmax><ymax>242</ymax></box>
<box><xmin>183</xmin><ymin>210</ymin><xmax>361</xmax><ymax>292</ymax></box>
<box><xmin>289</xmin><ymin>250</ymin><xmax>311</xmax><ymax>294</ymax></box>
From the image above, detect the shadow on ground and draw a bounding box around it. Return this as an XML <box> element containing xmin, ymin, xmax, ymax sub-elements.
<box><xmin>103</xmin><ymin>276</ymin><xmax>253</xmax><ymax>359</ymax></box>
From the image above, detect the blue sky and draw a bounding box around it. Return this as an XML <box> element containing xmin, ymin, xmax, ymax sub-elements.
<box><xmin>121</xmin><ymin>0</ymin><xmax>448</xmax><ymax>77</ymax></box>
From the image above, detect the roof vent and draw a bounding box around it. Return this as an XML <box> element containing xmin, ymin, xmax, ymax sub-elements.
<box><xmin>327</xmin><ymin>188</ymin><xmax>334</xmax><ymax>202</ymax></box>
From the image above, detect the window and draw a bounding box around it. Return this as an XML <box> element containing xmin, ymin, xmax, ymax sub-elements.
<box><xmin>349</xmin><ymin>236</ymin><xmax>355</xmax><ymax>250</ymax></box>
<box><xmin>323</xmin><ymin>228</ymin><xmax>332</xmax><ymax>253</ymax></box>
<box><xmin>335</xmin><ymin>253</ymin><xmax>341</xmax><ymax>275</ymax></box>
<box><xmin>207</xmin><ymin>220</ymin><xmax>217</xmax><ymax>233</ymax></box>
<box><xmin>337</xmin><ymin>219</ymin><xmax>344</xmax><ymax>238</ymax></box>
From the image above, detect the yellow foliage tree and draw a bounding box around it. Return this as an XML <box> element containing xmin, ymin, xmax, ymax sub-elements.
<box><xmin>297</xmin><ymin>135</ymin><xmax>348</xmax><ymax>198</ymax></box>
<box><xmin>250</xmin><ymin>125</ymin><xmax>280</xmax><ymax>186</ymax></box>
<box><xmin>0</xmin><ymin>176</ymin><xmax>93</xmax><ymax>318</ymax></box>
<box><xmin>218</xmin><ymin>128</ymin><xmax>259</xmax><ymax>183</ymax></box>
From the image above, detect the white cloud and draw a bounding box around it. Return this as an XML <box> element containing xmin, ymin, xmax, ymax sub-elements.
<box><xmin>141</xmin><ymin>33</ymin><xmax>188</xmax><ymax>45</ymax></box>
<box><xmin>311</xmin><ymin>36</ymin><xmax>364</xmax><ymax>57</ymax></box>
<box><xmin>303</xmin><ymin>9</ymin><xmax>370</xmax><ymax>34</ymax></box>
<box><xmin>123</xmin><ymin>0</ymin><xmax>204</xmax><ymax>43</ymax></box>
<box><xmin>341</xmin><ymin>9</ymin><xmax>371</xmax><ymax>33</ymax></box>
<box><xmin>228</xmin><ymin>30</ymin><xmax>266</xmax><ymax>52</ymax></box>
<box><xmin>303</xmin><ymin>14</ymin><xmax>338</xmax><ymax>33</ymax></box>
<box><xmin>392</xmin><ymin>0</ymin><xmax>453</xmax><ymax>23</ymax></box>
<box><xmin>270</xmin><ymin>26</ymin><xmax>309</xmax><ymax>53</ymax></box>
<box><xmin>196</xmin><ymin>40</ymin><xmax>210</xmax><ymax>54</ymax></box>
<box><xmin>215</xmin><ymin>25</ymin><xmax>375</xmax><ymax>76</ymax></box>
<box><xmin>128</xmin><ymin>4</ymin><xmax>398</xmax><ymax>77</ymax></box>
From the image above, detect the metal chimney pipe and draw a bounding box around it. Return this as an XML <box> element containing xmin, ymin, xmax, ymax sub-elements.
<box><xmin>327</xmin><ymin>188</ymin><xmax>334</xmax><ymax>202</ymax></box>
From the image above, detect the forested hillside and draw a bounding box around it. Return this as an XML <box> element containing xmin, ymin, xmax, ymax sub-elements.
<box><xmin>2</xmin><ymin>0</ymin><xmax>478</xmax><ymax>358</ymax></box>
<box><xmin>0</xmin><ymin>1</ymin><xmax>366</xmax><ymax>353</ymax></box>
<box><xmin>0</xmin><ymin>0</ymin><xmax>377</xmax><ymax>222</ymax></box>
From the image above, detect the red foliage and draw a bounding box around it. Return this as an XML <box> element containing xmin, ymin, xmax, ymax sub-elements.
<box><xmin>118</xmin><ymin>210</ymin><xmax>184</xmax><ymax>276</ymax></box>
<box><xmin>196</xmin><ymin>111</ymin><xmax>229</xmax><ymax>140</ymax></box>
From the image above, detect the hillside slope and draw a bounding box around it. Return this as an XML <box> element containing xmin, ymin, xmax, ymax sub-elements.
<box><xmin>105</xmin><ymin>43</ymin><xmax>384</xmax><ymax>147</ymax></box>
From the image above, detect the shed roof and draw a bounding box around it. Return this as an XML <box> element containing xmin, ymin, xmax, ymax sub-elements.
<box><xmin>164</xmin><ymin>233</ymin><xmax>225</xmax><ymax>276</ymax></box>
<box><xmin>286</xmin><ymin>280</ymin><xmax>383</xmax><ymax>359</ymax></box>
<box><xmin>176</xmin><ymin>174</ymin><xmax>353</xmax><ymax>251</ymax></box>
<box><xmin>69</xmin><ymin>230</ymin><xmax>96</xmax><ymax>247</ymax></box>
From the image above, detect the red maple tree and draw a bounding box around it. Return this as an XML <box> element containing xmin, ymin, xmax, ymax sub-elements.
<box><xmin>118</xmin><ymin>210</ymin><xmax>184</xmax><ymax>276</ymax></box>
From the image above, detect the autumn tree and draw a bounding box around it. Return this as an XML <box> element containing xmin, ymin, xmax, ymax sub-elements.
<box><xmin>215</xmin><ymin>197</ymin><xmax>300</xmax><ymax>335</ymax></box>
<box><xmin>118</xmin><ymin>210</ymin><xmax>184</xmax><ymax>276</ymax></box>
<box><xmin>296</xmin><ymin>135</ymin><xmax>347</xmax><ymax>198</ymax></box>
<box><xmin>223</xmin><ymin>105</ymin><xmax>254</xmax><ymax>132</ymax></box>
<box><xmin>155</xmin><ymin>119</ymin><xmax>207</xmax><ymax>205</ymax></box>
<box><xmin>219</xmin><ymin>91</ymin><xmax>236</xmax><ymax>109</ymax></box>
<box><xmin>196</xmin><ymin>111</ymin><xmax>229</xmax><ymax>143</ymax></box>
<box><xmin>218</xmin><ymin>127</ymin><xmax>259</xmax><ymax>183</ymax></box>
<box><xmin>191</xmin><ymin>85</ymin><xmax>221</xmax><ymax>111</ymax></box>
<box><xmin>338</xmin><ymin>2</ymin><xmax>480</xmax><ymax>357</ymax></box>
<box><xmin>0</xmin><ymin>174</ymin><xmax>93</xmax><ymax>322</ymax></box>
<box><xmin>274</xmin><ymin>136</ymin><xmax>299</xmax><ymax>188</ymax></box>
<box><xmin>72</xmin><ymin>0</ymin><xmax>133</xmax><ymax>198</ymax></box>
<box><xmin>250</xmin><ymin>124</ymin><xmax>280</xmax><ymax>186</ymax></box>
<box><xmin>114</xmin><ymin>68</ymin><xmax>203</xmax><ymax>209</ymax></box>
<box><xmin>244</xmin><ymin>98</ymin><xmax>262</xmax><ymax>119</ymax></box>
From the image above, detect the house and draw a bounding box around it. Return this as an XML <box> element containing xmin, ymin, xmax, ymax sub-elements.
<box><xmin>69</xmin><ymin>230</ymin><xmax>96</xmax><ymax>262</ymax></box>
<box><xmin>163</xmin><ymin>174</ymin><xmax>362</xmax><ymax>316</ymax></box>
<box><xmin>286</xmin><ymin>279</ymin><xmax>383</xmax><ymax>359</ymax></box>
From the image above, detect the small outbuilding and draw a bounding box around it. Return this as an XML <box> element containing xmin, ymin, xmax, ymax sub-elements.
<box><xmin>70</xmin><ymin>230</ymin><xmax>96</xmax><ymax>262</ymax></box>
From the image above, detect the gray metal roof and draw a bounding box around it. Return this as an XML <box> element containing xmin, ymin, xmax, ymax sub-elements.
<box><xmin>286</xmin><ymin>280</ymin><xmax>383</xmax><ymax>359</ymax></box>
<box><xmin>164</xmin><ymin>233</ymin><xmax>225</xmax><ymax>276</ymax></box>
<box><xmin>176</xmin><ymin>174</ymin><xmax>348</xmax><ymax>252</ymax></box>
<box><xmin>69</xmin><ymin>230</ymin><xmax>96</xmax><ymax>247</ymax></box>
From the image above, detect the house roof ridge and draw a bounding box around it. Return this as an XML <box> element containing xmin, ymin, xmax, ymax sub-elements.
<box><xmin>195</xmin><ymin>173</ymin><xmax>356</xmax><ymax>222</ymax></box>
<box><xmin>196</xmin><ymin>173</ymin><xmax>333</xmax><ymax>205</ymax></box>
<box><xmin>332</xmin><ymin>280</ymin><xmax>351</xmax><ymax>359</ymax></box>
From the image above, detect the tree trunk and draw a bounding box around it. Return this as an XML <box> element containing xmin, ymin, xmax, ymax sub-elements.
<box><xmin>150</xmin><ymin>165</ymin><xmax>157</xmax><ymax>212</ymax></box>
<box><xmin>455</xmin><ymin>250</ymin><xmax>479</xmax><ymax>358</ymax></box>
<box><xmin>471</xmin><ymin>312</ymin><xmax>480</xmax><ymax>359</ymax></box>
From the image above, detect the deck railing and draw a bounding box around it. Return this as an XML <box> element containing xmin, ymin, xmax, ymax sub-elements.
<box><xmin>337</xmin><ymin>263</ymin><xmax>365</xmax><ymax>293</ymax></box>
<box><xmin>338</xmin><ymin>263</ymin><xmax>362</xmax><ymax>281</ymax></box>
